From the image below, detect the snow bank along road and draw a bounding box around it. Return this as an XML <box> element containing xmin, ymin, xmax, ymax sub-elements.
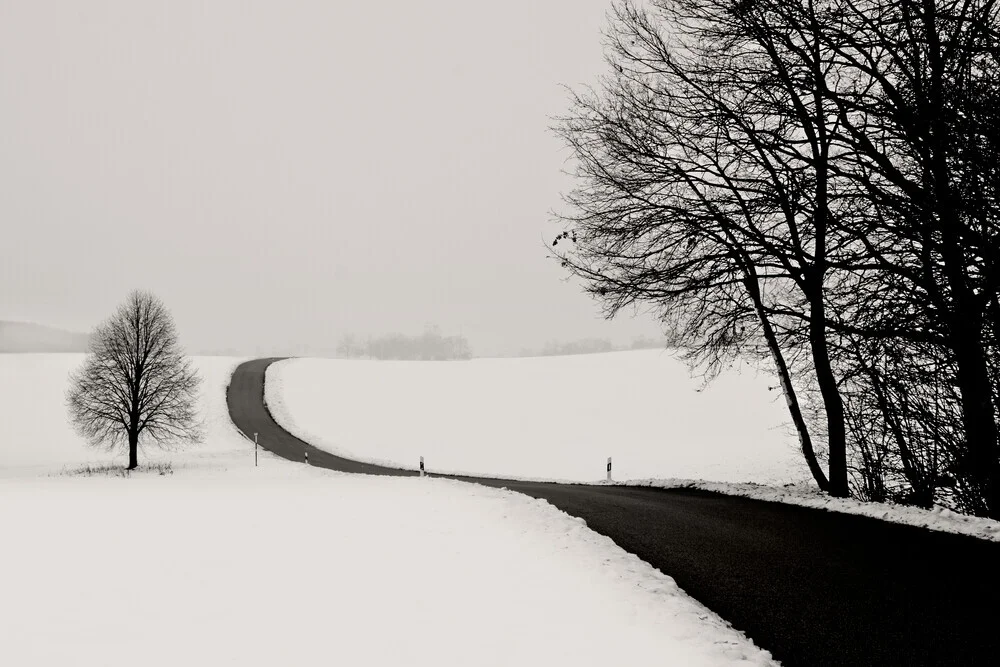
<box><xmin>228</xmin><ymin>358</ymin><xmax>1000</xmax><ymax>667</ymax></box>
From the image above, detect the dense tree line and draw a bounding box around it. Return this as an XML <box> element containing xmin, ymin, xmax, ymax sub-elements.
<box><xmin>533</xmin><ymin>336</ymin><xmax>666</xmax><ymax>356</ymax></box>
<box><xmin>337</xmin><ymin>328</ymin><xmax>472</xmax><ymax>361</ymax></box>
<box><xmin>541</xmin><ymin>338</ymin><xmax>615</xmax><ymax>356</ymax></box>
<box><xmin>555</xmin><ymin>0</ymin><xmax>1000</xmax><ymax>516</ymax></box>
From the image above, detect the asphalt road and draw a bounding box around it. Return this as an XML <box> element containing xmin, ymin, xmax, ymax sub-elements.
<box><xmin>228</xmin><ymin>358</ymin><xmax>1000</xmax><ymax>666</ymax></box>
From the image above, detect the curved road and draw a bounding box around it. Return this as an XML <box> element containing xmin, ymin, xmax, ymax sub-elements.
<box><xmin>228</xmin><ymin>358</ymin><xmax>1000</xmax><ymax>666</ymax></box>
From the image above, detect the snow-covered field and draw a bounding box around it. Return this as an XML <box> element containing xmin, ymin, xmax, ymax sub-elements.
<box><xmin>0</xmin><ymin>354</ymin><xmax>775</xmax><ymax>666</ymax></box>
<box><xmin>266</xmin><ymin>350</ymin><xmax>807</xmax><ymax>484</ymax></box>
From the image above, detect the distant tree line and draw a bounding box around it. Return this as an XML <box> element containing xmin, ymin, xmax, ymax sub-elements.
<box><xmin>337</xmin><ymin>327</ymin><xmax>472</xmax><ymax>360</ymax></box>
<box><xmin>530</xmin><ymin>335</ymin><xmax>666</xmax><ymax>357</ymax></box>
<box><xmin>555</xmin><ymin>0</ymin><xmax>1000</xmax><ymax>517</ymax></box>
<box><xmin>541</xmin><ymin>338</ymin><xmax>614</xmax><ymax>356</ymax></box>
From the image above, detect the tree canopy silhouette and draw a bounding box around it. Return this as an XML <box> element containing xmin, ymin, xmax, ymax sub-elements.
<box><xmin>67</xmin><ymin>291</ymin><xmax>201</xmax><ymax>469</ymax></box>
<box><xmin>555</xmin><ymin>0</ymin><xmax>1000</xmax><ymax>515</ymax></box>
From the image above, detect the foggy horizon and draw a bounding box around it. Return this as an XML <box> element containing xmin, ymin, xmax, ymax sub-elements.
<box><xmin>0</xmin><ymin>0</ymin><xmax>661</xmax><ymax>357</ymax></box>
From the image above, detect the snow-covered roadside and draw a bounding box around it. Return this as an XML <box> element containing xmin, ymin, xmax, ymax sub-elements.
<box><xmin>623</xmin><ymin>478</ymin><xmax>1000</xmax><ymax>543</ymax></box>
<box><xmin>0</xmin><ymin>466</ymin><xmax>775</xmax><ymax>667</ymax></box>
<box><xmin>265</xmin><ymin>352</ymin><xmax>807</xmax><ymax>485</ymax></box>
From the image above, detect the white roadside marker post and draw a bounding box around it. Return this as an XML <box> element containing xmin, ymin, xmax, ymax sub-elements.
<box><xmin>254</xmin><ymin>433</ymin><xmax>258</xmax><ymax>467</ymax></box>
<box><xmin>607</xmin><ymin>457</ymin><xmax>612</xmax><ymax>482</ymax></box>
<box><xmin>305</xmin><ymin>451</ymin><xmax>309</xmax><ymax>465</ymax></box>
<box><xmin>419</xmin><ymin>456</ymin><xmax>425</xmax><ymax>477</ymax></box>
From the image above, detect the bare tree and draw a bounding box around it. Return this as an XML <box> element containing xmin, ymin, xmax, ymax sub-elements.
<box><xmin>67</xmin><ymin>291</ymin><xmax>202</xmax><ymax>470</ymax></box>
<box><xmin>747</xmin><ymin>0</ymin><xmax>1000</xmax><ymax>515</ymax></box>
<box><xmin>554</xmin><ymin>0</ymin><xmax>852</xmax><ymax>494</ymax></box>
<box><xmin>554</xmin><ymin>0</ymin><xmax>1000</xmax><ymax>512</ymax></box>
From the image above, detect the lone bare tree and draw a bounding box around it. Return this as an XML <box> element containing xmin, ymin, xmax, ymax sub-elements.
<box><xmin>67</xmin><ymin>291</ymin><xmax>202</xmax><ymax>469</ymax></box>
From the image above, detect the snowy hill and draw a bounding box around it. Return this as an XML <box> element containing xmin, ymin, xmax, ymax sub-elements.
<box><xmin>266</xmin><ymin>350</ymin><xmax>807</xmax><ymax>485</ymax></box>
<box><xmin>0</xmin><ymin>320</ymin><xmax>90</xmax><ymax>353</ymax></box>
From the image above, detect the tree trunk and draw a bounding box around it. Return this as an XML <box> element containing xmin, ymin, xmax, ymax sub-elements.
<box><xmin>917</xmin><ymin>0</ymin><xmax>1000</xmax><ymax>518</ymax></box>
<box><xmin>945</xmin><ymin>294</ymin><xmax>1000</xmax><ymax>516</ymax></box>
<box><xmin>926</xmin><ymin>123</ymin><xmax>998</xmax><ymax>515</ymax></box>
<box><xmin>802</xmin><ymin>58</ymin><xmax>848</xmax><ymax>496</ymax></box>
<box><xmin>742</xmin><ymin>271</ymin><xmax>829</xmax><ymax>491</ymax></box>
<box><xmin>807</xmin><ymin>280</ymin><xmax>850</xmax><ymax>497</ymax></box>
<box><xmin>127</xmin><ymin>431</ymin><xmax>139</xmax><ymax>470</ymax></box>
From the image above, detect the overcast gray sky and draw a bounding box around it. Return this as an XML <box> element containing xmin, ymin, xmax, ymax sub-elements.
<box><xmin>0</xmin><ymin>0</ymin><xmax>659</xmax><ymax>356</ymax></box>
